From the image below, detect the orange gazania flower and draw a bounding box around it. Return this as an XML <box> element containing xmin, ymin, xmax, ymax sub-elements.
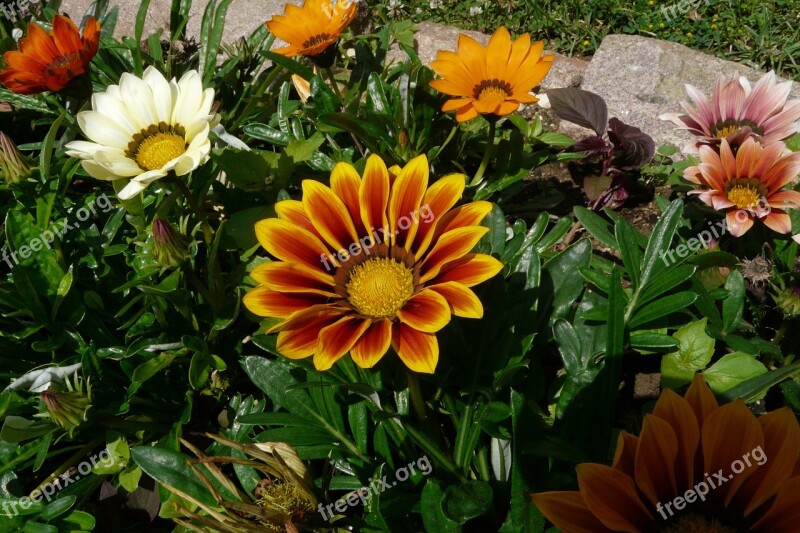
<box><xmin>533</xmin><ymin>374</ymin><xmax>800</xmax><ymax>532</ymax></box>
<box><xmin>266</xmin><ymin>0</ymin><xmax>356</xmax><ymax>58</ymax></box>
<box><xmin>684</xmin><ymin>137</ymin><xmax>800</xmax><ymax>237</ymax></box>
<box><xmin>430</xmin><ymin>26</ymin><xmax>553</xmax><ymax>122</ymax></box>
<box><xmin>0</xmin><ymin>15</ymin><xmax>100</xmax><ymax>95</ymax></box>
<box><xmin>243</xmin><ymin>154</ymin><xmax>503</xmax><ymax>373</ymax></box>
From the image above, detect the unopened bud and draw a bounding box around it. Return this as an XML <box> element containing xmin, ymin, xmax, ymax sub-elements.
<box><xmin>0</xmin><ymin>132</ymin><xmax>32</xmax><ymax>183</ymax></box>
<box><xmin>775</xmin><ymin>286</ymin><xmax>800</xmax><ymax>318</ymax></box>
<box><xmin>40</xmin><ymin>373</ymin><xmax>91</xmax><ymax>436</ymax></box>
<box><xmin>291</xmin><ymin>74</ymin><xmax>312</xmax><ymax>103</ymax></box>
<box><xmin>398</xmin><ymin>128</ymin><xmax>409</xmax><ymax>148</ymax></box>
<box><xmin>152</xmin><ymin>219</ymin><xmax>189</xmax><ymax>268</ymax></box>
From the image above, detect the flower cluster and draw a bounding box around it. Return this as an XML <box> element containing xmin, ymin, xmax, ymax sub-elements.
<box><xmin>664</xmin><ymin>72</ymin><xmax>800</xmax><ymax>237</ymax></box>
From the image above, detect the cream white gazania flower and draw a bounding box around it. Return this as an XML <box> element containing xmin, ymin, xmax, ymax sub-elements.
<box><xmin>66</xmin><ymin>66</ymin><xmax>219</xmax><ymax>200</ymax></box>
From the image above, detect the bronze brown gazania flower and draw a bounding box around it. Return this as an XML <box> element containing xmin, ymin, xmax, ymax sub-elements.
<box><xmin>0</xmin><ymin>15</ymin><xmax>100</xmax><ymax>95</ymax></box>
<box><xmin>533</xmin><ymin>374</ymin><xmax>800</xmax><ymax>532</ymax></box>
<box><xmin>243</xmin><ymin>154</ymin><xmax>503</xmax><ymax>373</ymax></box>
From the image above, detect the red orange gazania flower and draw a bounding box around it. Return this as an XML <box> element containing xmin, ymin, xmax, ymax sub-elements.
<box><xmin>243</xmin><ymin>154</ymin><xmax>503</xmax><ymax>373</ymax></box>
<box><xmin>684</xmin><ymin>137</ymin><xmax>800</xmax><ymax>237</ymax></box>
<box><xmin>533</xmin><ymin>374</ymin><xmax>800</xmax><ymax>532</ymax></box>
<box><xmin>0</xmin><ymin>15</ymin><xmax>100</xmax><ymax>95</ymax></box>
<box><xmin>266</xmin><ymin>0</ymin><xmax>356</xmax><ymax>58</ymax></box>
<box><xmin>430</xmin><ymin>26</ymin><xmax>553</xmax><ymax>122</ymax></box>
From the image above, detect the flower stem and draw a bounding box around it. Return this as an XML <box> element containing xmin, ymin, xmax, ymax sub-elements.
<box><xmin>173</xmin><ymin>178</ymin><xmax>213</xmax><ymax>245</ymax></box>
<box><xmin>325</xmin><ymin>67</ymin><xmax>344</xmax><ymax>101</ymax></box>
<box><xmin>470</xmin><ymin>120</ymin><xmax>497</xmax><ymax>186</ymax></box>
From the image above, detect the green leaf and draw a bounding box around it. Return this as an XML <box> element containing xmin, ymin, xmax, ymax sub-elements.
<box><xmin>720</xmin><ymin>362</ymin><xmax>800</xmax><ymax>403</ymax></box>
<box><xmin>703</xmin><ymin>352</ymin><xmax>768</xmax><ymax>394</ymax></box>
<box><xmin>626</xmin><ymin>199</ymin><xmax>683</xmax><ymax>323</ymax></box>
<box><xmin>629</xmin><ymin>332</ymin><xmax>679</xmax><ymax>351</ymax></box>
<box><xmin>211</xmin><ymin>149</ymin><xmax>270</xmax><ymax>191</ymax></box>
<box><xmin>628</xmin><ymin>291</ymin><xmax>697</xmax><ymax>328</ymax></box>
<box><xmin>616</xmin><ymin>219</ymin><xmax>643</xmax><ymax>289</ymax></box>
<box><xmin>421</xmin><ymin>479</ymin><xmax>461</xmax><ymax>533</ymax></box>
<box><xmin>119</xmin><ymin>466</ymin><xmax>142</xmax><ymax>492</ymax></box>
<box><xmin>131</xmin><ymin>447</ymin><xmax>218</xmax><ymax>509</ymax></box>
<box><xmin>574</xmin><ymin>207</ymin><xmax>617</xmax><ymax>249</ymax></box>
<box><xmin>442</xmin><ymin>480</ymin><xmax>493</xmax><ymax>525</ymax></box>
<box><xmin>661</xmin><ymin>318</ymin><xmax>715</xmax><ymax>388</ymax></box>
<box><xmin>722</xmin><ymin>270</ymin><xmax>745</xmax><ymax>334</ymax></box>
<box><xmin>40</xmin><ymin>495</ymin><xmax>76</xmax><ymax>521</ymax></box>
<box><xmin>60</xmin><ymin>510</ymin><xmax>96</xmax><ymax>530</ymax></box>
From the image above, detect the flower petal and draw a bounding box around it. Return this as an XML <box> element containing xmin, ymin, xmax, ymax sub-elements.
<box><xmin>391</xmin><ymin>323</ymin><xmax>438</xmax><ymax>374</ymax></box>
<box><xmin>302</xmin><ymin>179</ymin><xmax>359</xmax><ymax>252</ymax></box>
<box><xmin>532</xmin><ymin>492</ymin><xmax>614</xmax><ymax>533</ymax></box>
<box><xmin>634</xmin><ymin>415</ymin><xmax>679</xmax><ymax>507</ymax></box>
<box><xmin>427</xmin><ymin>281</ymin><xmax>484</xmax><ymax>318</ymax></box>
<box><xmin>350</xmin><ymin>319</ymin><xmax>392</xmax><ymax>369</ymax></box>
<box><xmin>577</xmin><ymin>464</ymin><xmax>653</xmax><ymax>531</ymax></box>
<box><xmin>396</xmin><ymin>289</ymin><xmax>452</xmax><ymax>333</ymax></box>
<box><xmin>243</xmin><ymin>286</ymin><xmax>325</xmax><ymax>318</ymax></box>
<box><xmin>420</xmin><ymin>226</ymin><xmax>490</xmax><ymax>283</ymax></box>
<box><xmin>388</xmin><ymin>155</ymin><xmax>429</xmax><ymax>250</ymax></box>
<box><xmin>255</xmin><ymin>218</ymin><xmax>333</xmax><ymax>272</ymax></box>
<box><xmin>314</xmin><ymin>316</ymin><xmax>371</xmax><ymax>371</ymax></box>
<box><xmin>436</xmin><ymin>253</ymin><xmax>504</xmax><ymax>287</ymax></box>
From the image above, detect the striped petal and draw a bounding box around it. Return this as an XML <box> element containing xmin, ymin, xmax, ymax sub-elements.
<box><xmin>396</xmin><ymin>289</ymin><xmax>451</xmax><ymax>333</ymax></box>
<box><xmin>391</xmin><ymin>323</ymin><xmax>439</xmax><ymax>374</ymax></box>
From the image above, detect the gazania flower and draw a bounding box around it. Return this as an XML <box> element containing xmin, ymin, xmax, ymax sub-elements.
<box><xmin>429</xmin><ymin>26</ymin><xmax>553</xmax><ymax>122</ymax></box>
<box><xmin>66</xmin><ymin>66</ymin><xmax>220</xmax><ymax>200</ymax></box>
<box><xmin>533</xmin><ymin>374</ymin><xmax>800</xmax><ymax>532</ymax></box>
<box><xmin>0</xmin><ymin>15</ymin><xmax>100</xmax><ymax>95</ymax></box>
<box><xmin>684</xmin><ymin>137</ymin><xmax>800</xmax><ymax>236</ymax></box>
<box><xmin>661</xmin><ymin>71</ymin><xmax>800</xmax><ymax>150</ymax></box>
<box><xmin>266</xmin><ymin>0</ymin><xmax>356</xmax><ymax>60</ymax></box>
<box><xmin>243</xmin><ymin>154</ymin><xmax>503</xmax><ymax>373</ymax></box>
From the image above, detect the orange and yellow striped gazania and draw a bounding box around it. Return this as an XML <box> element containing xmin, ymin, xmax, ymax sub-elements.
<box><xmin>266</xmin><ymin>0</ymin><xmax>356</xmax><ymax>58</ymax></box>
<box><xmin>430</xmin><ymin>26</ymin><xmax>553</xmax><ymax>122</ymax></box>
<box><xmin>0</xmin><ymin>15</ymin><xmax>100</xmax><ymax>95</ymax></box>
<box><xmin>243</xmin><ymin>154</ymin><xmax>503</xmax><ymax>373</ymax></box>
<box><xmin>533</xmin><ymin>375</ymin><xmax>800</xmax><ymax>532</ymax></box>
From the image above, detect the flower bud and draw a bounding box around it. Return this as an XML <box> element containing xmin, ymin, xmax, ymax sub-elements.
<box><xmin>291</xmin><ymin>74</ymin><xmax>312</xmax><ymax>103</ymax></box>
<box><xmin>152</xmin><ymin>218</ymin><xmax>189</xmax><ymax>268</ymax></box>
<box><xmin>40</xmin><ymin>374</ymin><xmax>91</xmax><ymax>436</ymax></box>
<box><xmin>0</xmin><ymin>132</ymin><xmax>32</xmax><ymax>183</ymax></box>
<box><xmin>775</xmin><ymin>286</ymin><xmax>800</xmax><ymax>318</ymax></box>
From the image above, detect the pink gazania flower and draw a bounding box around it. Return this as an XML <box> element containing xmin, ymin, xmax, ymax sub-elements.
<box><xmin>684</xmin><ymin>137</ymin><xmax>800</xmax><ymax>237</ymax></box>
<box><xmin>661</xmin><ymin>71</ymin><xmax>800</xmax><ymax>150</ymax></box>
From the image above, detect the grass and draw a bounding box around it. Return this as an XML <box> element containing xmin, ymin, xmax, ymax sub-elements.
<box><xmin>385</xmin><ymin>0</ymin><xmax>800</xmax><ymax>80</ymax></box>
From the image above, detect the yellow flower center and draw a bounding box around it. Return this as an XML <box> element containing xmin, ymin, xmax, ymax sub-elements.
<box><xmin>727</xmin><ymin>184</ymin><xmax>760</xmax><ymax>209</ymax></box>
<box><xmin>127</xmin><ymin>122</ymin><xmax>187</xmax><ymax>172</ymax></box>
<box><xmin>714</xmin><ymin>124</ymin><xmax>740</xmax><ymax>138</ymax></box>
<box><xmin>346</xmin><ymin>258</ymin><xmax>414</xmax><ymax>318</ymax></box>
<box><xmin>658</xmin><ymin>514</ymin><xmax>737</xmax><ymax>533</ymax></box>
<box><xmin>473</xmin><ymin>79</ymin><xmax>513</xmax><ymax>108</ymax></box>
<box><xmin>303</xmin><ymin>32</ymin><xmax>332</xmax><ymax>49</ymax></box>
<box><xmin>44</xmin><ymin>52</ymin><xmax>81</xmax><ymax>77</ymax></box>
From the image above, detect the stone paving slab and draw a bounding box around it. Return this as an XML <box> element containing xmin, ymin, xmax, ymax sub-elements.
<box><xmin>577</xmin><ymin>34</ymin><xmax>800</xmax><ymax>152</ymax></box>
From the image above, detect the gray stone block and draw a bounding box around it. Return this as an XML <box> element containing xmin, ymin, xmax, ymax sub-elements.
<box><xmin>576</xmin><ymin>34</ymin><xmax>800</xmax><ymax>152</ymax></box>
